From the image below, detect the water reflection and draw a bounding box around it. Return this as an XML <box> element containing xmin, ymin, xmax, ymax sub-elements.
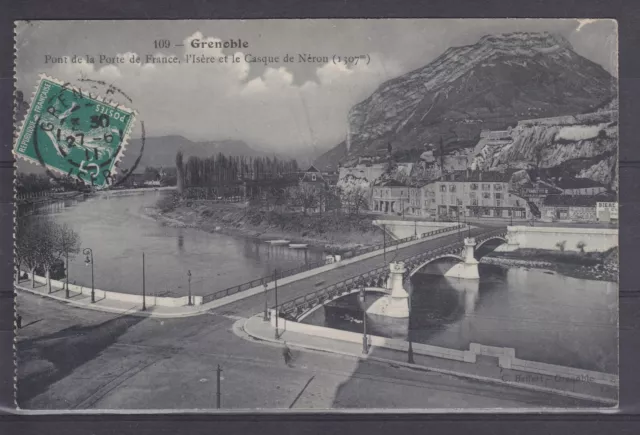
<box><xmin>306</xmin><ymin>264</ymin><xmax>618</xmax><ymax>373</ymax></box>
<box><xmin>22</xmin><ymin>191</ymin><xmax>326</xmax><ymax>297</ymax></box>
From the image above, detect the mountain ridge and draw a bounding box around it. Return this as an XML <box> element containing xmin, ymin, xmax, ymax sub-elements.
<box><xmin>315</xmin><ymin>31</ymin><xmax>617</xmax><ymax>172</ymax></box>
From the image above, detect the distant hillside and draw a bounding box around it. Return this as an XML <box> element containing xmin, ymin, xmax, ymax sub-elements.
<box><xmin>315</xmin><ymin>32</ymin><xmax>617</xmax><ymax>171</ymax></box>
<box><xmin>121</xmin><ymin>135</ymin><xmax>265</xmax><ymax>169</ymax></box>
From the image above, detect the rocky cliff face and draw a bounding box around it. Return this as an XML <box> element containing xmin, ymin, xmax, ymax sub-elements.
<box><xmin>316</xmin><ymin>32</ymin><xmax>617</xmax><ymax>172</ymax></box>
<box><xmin>471</xmin><ymin>109</ymin><xmax>618</xmax><ymax>189</ymax></box>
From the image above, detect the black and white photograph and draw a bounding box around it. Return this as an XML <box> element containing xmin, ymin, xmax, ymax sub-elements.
<box><xmin>12</xmin><ymin>19</ymin><xmax>619</xmax><ymax>411</ymax></box>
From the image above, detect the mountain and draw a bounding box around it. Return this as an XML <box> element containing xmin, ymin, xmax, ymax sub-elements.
<box><xmin>315</xmin><ymin>32</ymin><xmax>617</xmax><ymax>171</ymax></box>
<box><xmin>120</xmin><ymin>135</ymin><xmax>266</xmax><ymax>169</ymax></box>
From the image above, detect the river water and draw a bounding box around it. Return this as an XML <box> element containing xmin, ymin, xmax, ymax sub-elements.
<box><xmin>304</xmin><ymin>264</ymin><xmax>618</xmax><ymax>373</ymax></box>
<box><xmin>37</xmin><ymin>191</ymin><xmax>326</xmax><ymax>297</ymax></box>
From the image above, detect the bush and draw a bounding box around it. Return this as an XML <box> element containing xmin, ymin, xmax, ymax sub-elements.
<box><xmin>576</xmin><ymin>241</ymin><xmax>587</xmax><ymax>253</ymax></box>
<box><xmin>156</xmin><ymin>192</ymin><xmax>179</xmax><ymax>212</ymax></box>
<box><xmin>555</xmin><ymin>240</ymin><xmax>567</xmax><ymax>252</ymax></box>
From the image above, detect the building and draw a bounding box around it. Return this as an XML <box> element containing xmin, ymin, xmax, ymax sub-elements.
<box><xmin>419</xmin><ymin>170</ymin><xmax>531</xmax><ymax>220</ymax></box>
<box><xmin>299</xmin><ymin>165</ymin><xmax>326</xmax><ymax>186</ymax></box>
<box><xmin>510</xmin><ymin>179</ymin><xmax>562</xmax><ymax>209</ymax></box>
<box><xmin>371</xmin><ymin>180</ymin><xmax>410</xmax><ymax>214</ymax></box>
<box><xmin>553</xmin><ymin>177</ymin><xmax>608</xmax><ymax>196</ymax></box>
<box><xmin>541</xmin><ymin>194</ymin><xmax>616</xmax><ymax>223</ymax></box>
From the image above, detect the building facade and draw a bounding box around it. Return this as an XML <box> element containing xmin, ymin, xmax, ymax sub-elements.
<box><xmin>541</xmin><ymin>194</ymin><xmax>616</xmax><ymax>223</ymax></box>
<box><xmin>371</xmin><ymin>180</ymin><xmax>410</xmax><ymax>214</ymax></box>
<box><xmin>421</xmin><ymin>171</ymin><xmax>531</xmax><ymax>220</ymax></box>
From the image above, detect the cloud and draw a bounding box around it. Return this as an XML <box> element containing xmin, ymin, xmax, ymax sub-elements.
<box><xmin>40</xmin><ymin>31</ymin><xmax>401</xmax><ymax>153</ymax></box>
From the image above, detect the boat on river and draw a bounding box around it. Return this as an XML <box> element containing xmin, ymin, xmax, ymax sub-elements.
<box><xmin>268</xmin><ymin>239</ymin><xmax>290</xmax><ymax>245</ymax></box>
<box><xmin>289</xmin><ymin>243</ymin><xmax>308</xmax><ymax>249</ymax></box>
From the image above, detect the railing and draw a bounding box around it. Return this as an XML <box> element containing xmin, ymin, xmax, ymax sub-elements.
<box><xmin>275</xmin><ymin>228</ymin><xmax>508</xmax><ymax>320</ymax></box>
<box><xmin>200</xmin><ymin>224</ymin><xmax>467</xmax><ymax>304</ymax></box>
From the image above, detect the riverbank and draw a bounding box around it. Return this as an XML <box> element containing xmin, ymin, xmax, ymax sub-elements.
<box><xmin>482</xmin><ymin>248</ymin><xmax>618</xmax><ymax>282</ymax></box>
<box><xmin>147</xmin><ymin>195</ymin><xmax>384</xmax><ymax>253</ymax></box>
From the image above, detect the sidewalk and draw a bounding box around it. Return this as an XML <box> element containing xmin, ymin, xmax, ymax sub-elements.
<box><xmin>15</xmin><ymin>281</ymin><xmax>205</xmax><ymax>318</ymax></box>
<box><xmin>241</xmin><ymin>315</ymin><xmax>618</xmax><ymax>406</ymax></box>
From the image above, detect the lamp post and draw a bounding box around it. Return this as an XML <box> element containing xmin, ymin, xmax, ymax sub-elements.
<box><xmin>83</xmin><ymin>248</ymin><xmax>95</xmax><ymax>303</ymax></box>
<box><xmin>359</xmin><ymin>287</ymin><xmax>368</xmax><ymax>354</ymax></box>
<box><xmin>274</xmin><ymin>268</ymin><xmax>279</xmax><ymax>339</ymax></box>
<box><xmin>414</xmin><ymin>219</ymin><xmax>417</xmax><ymax>238</ymax></box>
<box><xmin>65</xmin><ymin>249</ymin><xmax>70</xmax><ymax>299</ymax></box>
<box><xmin>408</xmin><ymin>290</ymin><xmax>414</xmax><ymax>364</ymax></box>
<box><xmin>142</xmin><ymin>252</ymin><xmax>146</xmax><ymax>311</ymax></box>
<box><xmin>263</xmin><ymin>282</ymin><xmax>269</xmax><ymax>321</ymax></box>
<box><xmin>383</xmin><ymin>224</ymin><xmax>387</xmax><ymax>263</ymax></box>
<box><xmin>187</xmin><ymin>270</ymin><xmax>192</xmax><ymax>306</ymax></box>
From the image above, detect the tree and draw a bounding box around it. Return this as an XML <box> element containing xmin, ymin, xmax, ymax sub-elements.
<box><xmin>34</xmin><ymin>219</ymin><xmax>58</xmax><ymax>293</ymax></box>
<box><xmin>555</xmin><ymin>240</ymin><xmax>566</xmax><ymax>252</ymax></box>
<box><xmin>287</xmin><ymin>183</ymin><xmax>320</xmax><ymax>215</ymax></box>
<box><xmin>576</xmin><ymin>241</ymin><xmax>587</xmax><ymax>254</ymax></box>
<box><xmin>176</xmin><ymin>150</ymin><xmax>185</xmax><ymax>195</ymax></box>
<box><xmin>15</xmin><ymin>218</ymin><xmax>32</xmax><ymax>284</ymax></box>
<box><xmin>55</xmin><ymin>223</ymin><xmax>81</xmax><ymax>293</ymax></box>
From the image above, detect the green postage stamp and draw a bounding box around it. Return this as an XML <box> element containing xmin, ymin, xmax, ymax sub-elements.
<box><xmin>13</xmin><ymin>74</ymin><xmax>136</xmax><ymax>187</ymax></box>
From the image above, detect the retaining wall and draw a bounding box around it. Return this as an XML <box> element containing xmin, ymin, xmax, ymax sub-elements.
<box><xmin>506</xmin><ymin>225</ymin><xmax>618</xmax><ymax>253</ymax></box>
<box><xmin>270</xmin><ymin>314</ymin><xmax>619</xmax><ymax>387</ymax></box>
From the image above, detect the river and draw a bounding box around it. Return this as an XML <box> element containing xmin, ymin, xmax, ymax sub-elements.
<box><xmin>304</xmin><ymin>264</ymin><xmax>618</xmax><ymax>373</ymax></box>
<box><xmin>37</xmin><ymin>190</ymin><xmax>326</xmax><ymax>297</ymax></box>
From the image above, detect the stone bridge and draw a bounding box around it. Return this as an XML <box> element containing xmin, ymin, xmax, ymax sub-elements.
<box><xmin>277</xmin><ymin>229</ymin><xmax>508</xmax><ymax>322</ymax></box>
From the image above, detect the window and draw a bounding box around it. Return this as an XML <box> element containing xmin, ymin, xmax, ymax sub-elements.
<box><xmin>494</xmin><ymin>184</ymin><xmax>503</xmax><ymax>191</ymax></box>
<box><xmin>472</xmin><ymin>199</ymin><xmax>478</xmax><ymax>206</ymax></box>
<box><xmin>495</xmin><ymin>193</ymin><xmax>502</xmax><ymax>200</ymax></box>
<box><xmin>470</xmin><ymin>183</ymin><xmax>478</xmax><ymax>190</ymax></box>
<box><xmin>311</xmin><ymin>174</ymin><xmax>316</xmax><ymax>181</ymax></box>
<box><xmin>440</xmin><ymin>185</ymin><xmax>447</xmax><ymax>192</ymax></box>
<box><xmin>496</xmin><ymin>200</ymin><xmax>502</xmax><ymax>207</ymax></box>
<box><xmin>483</xmin><ymin>192</ymin><xmax>491</xmax><ymax>199</ymax></box>
<box><xmin>482</xmin><ymin>183</ymin><xmax>491</xmax><ymax>191</ymax></box>
<box><xmin>449</xmin><ymin>184</ymin><xmax>457</xmax><ymax>192</ymax></box>
<box><xmin>470</xmin><ymin>191</ymin><xmax>477</xmax><ymax>198</ymax></box>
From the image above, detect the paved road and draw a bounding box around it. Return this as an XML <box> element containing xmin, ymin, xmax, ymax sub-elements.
<box><xmin>212</xmin><ymin>227</ymin><xmax>497</xmax><ymax>318</ymax></box>
<box><xmin>16</xmin><ymin>291</ymin><xmax>598</xmax><ymax>410</ymax></box>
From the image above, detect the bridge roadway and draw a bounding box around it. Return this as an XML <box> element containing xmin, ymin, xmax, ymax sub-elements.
<box><xmin>210</xmin><ymin>226</ymin><xmax>501</xmax><ymax>318</ymax></box>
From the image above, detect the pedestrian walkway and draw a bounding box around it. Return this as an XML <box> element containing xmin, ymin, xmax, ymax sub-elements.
<box><xmin>15</xmin><ymin>281</ymin><xmax>205</xmax><ymax>318</ymax></box>
<box><xmin>241</xmin><ymin>315</ymin><xmax>617</xmax><ymax>406</ymax></box>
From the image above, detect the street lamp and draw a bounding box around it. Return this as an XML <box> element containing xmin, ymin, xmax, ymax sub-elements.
<box><xmin>408</xmin><ymin>290</ymin><xmax>414</xmax><ymax>364</ymax></box>
<box><xmin>142</xmin><ymin>252</ymin><xmax>146</xmax><ymax>311</ymax></box>
<box><xmin>263</xmin><ymin>282</ymin><xmax>269</xmax><ymax>321</ymax></box>
<box><xmin>187</xmin><ymin>270</ymin><xmax>192</xmax><ymax>306</ymax></box>
<box><xmin>383</xmin><ymin>224</ymin><xmax>387</xmax><ymax>263</ymax></box>
<box><xmin>274</xmin><ymin>268</ymin><xmax>279</xmax><ymax>339</ymax></box>
<box><xmin>83</xmin><ymin>248</ymin><xmax>95</xmax><ymax>303</ymax></box>
<box><xmin>359</xmin><ymin>287</ymin><xmax>369</xmax><ymax>354</ymax></box>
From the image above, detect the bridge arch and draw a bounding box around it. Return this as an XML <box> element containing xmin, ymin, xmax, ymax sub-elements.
<box><xmin>409</xmin><ymin>254</ymin><xmax>465</xmax><ymax>278</ymax></box>
<box><xmin>474</xmin><ymin>236</ymin><xmax>507</xmax><ymax>259</ymax></box>
<box><xmin>297</xmin><ymin>287</ymin><xmax>388</xmax><ymax>321</ymax></box>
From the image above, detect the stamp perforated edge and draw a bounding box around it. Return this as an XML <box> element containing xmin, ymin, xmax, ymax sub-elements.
<box><xmin>12</xmin><ymin>20</ymin><xmax>18</xmax><ymax>410</ymax></box>
<box><xmin>12</xmin><ymin>73</ymin><xmax>138</xmax><ymax>189</ymax></box>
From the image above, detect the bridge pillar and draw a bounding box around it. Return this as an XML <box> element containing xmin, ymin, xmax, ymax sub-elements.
<box><xmin>494</xmin><ymin>228</ymin><xmax>520</xmax><ymax>252</ymax></box>
<box><xmin>367</xmin><ymin>262</ymin><xmax>409</xmax><ymax>318</ymax></box>
<box><xmin>444</xmin><ymin>237</ymin><xmax>480</xmax><ymax>280</ymax></box>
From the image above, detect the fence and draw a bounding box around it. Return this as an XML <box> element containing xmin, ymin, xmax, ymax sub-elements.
<box><xmin>201</xmin><ymin>224</ymin><xmax>465</xmax><ymax>304</ymax></box>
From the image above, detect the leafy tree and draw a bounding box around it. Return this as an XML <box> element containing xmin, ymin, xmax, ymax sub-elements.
<box><xmin>555</xmin><ymin>240</ymin><xmax>567</xmax><ymax>252</ymax></box>
<box><xmin>286</xmin><ymin>183</ymin><xmax>320</xmax><ymax>215</ymax></box>
<box><xmin>576</xmin><ymin>241</ymin><xmax>587</xmax><ymax>254</ymax></box>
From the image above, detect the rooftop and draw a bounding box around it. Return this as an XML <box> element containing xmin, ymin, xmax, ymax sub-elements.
<box><xmin>553</xmin><ymin>177</ymin><xmax>607</xmax><ymax>190</ymax></box>
<box><xmin>437</xmin><ymin>170</ymin><xmax>515</xmax><ymax>183</ymax></box>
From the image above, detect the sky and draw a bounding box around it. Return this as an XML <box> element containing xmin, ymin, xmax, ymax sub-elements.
<box><xmin>15</xmin><ymin>19</ymin><xmax>617</xmax><ymax>156</ymax></box>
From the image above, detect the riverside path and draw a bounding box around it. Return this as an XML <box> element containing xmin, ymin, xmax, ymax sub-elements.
<box><xmin>210</xmin><ymin>225</ymin><xmax>498</xmax><ymax>318</ymax></box>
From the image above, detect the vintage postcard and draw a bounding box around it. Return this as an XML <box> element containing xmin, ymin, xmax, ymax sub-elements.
<box><xmin>13</xmin><ymin>19</ymin><xmax>618</xmax><ymax>411</ymax></box>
